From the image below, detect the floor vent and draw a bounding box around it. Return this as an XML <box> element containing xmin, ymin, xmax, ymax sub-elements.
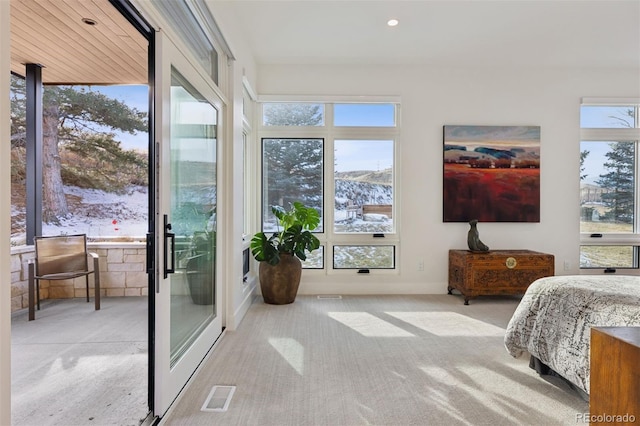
<box><xmin>201</xmin><ymin>385</ymin><xmax>236</xmax><ymax>412</ymax></box>
<box><xmin>317</xmin><ymin>295</ymin><xmax>343</xmax><ymax>299</ymax></box>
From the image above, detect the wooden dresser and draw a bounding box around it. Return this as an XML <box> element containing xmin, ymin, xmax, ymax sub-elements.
<box><xmin>447</xmin><ymin>249</ymin><xmax>554</xmax><ymax>305</ymax></box>
<box><xmin>590</xmin><ymin>327</ymin><xmax>640</xmax><ymax>424</ymax></box>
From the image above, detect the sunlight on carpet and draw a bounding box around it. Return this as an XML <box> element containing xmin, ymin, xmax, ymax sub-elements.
<box><xmin>386</xmin><ymin>311</ymin><xmax>505</xmax><ymax>336</ymax></box>
<box><xmin>268</xmin><ymin>337</ymin><xmax>305</xmax><ymax>375</ymax></box>
<box><xmin>328</xmin><ymin>311</ymin><xmax>415</xmax><ymax>337</ymax></box>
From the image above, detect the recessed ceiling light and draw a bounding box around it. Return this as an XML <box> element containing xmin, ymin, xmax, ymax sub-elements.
<box><xmin>82</xmin><ymin>18</ymin><xmax>97</xmax><ymax>26</ymax></box>
<box><xmin>387</xmin><ymin>19</ymin><xmax>399</xmax><ymax>27</ymax></box>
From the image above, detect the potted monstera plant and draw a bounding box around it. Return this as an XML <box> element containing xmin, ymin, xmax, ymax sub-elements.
<box><xmin>250</xmin><ymin>201</ymin><xmax>320</xmax><ymax>304</ymax></box>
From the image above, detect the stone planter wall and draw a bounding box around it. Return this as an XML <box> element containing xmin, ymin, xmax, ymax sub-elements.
<box><xmin>10</xmin><ymin>242</ymin><xmax>148</xmax><ymax>312</ymax></box>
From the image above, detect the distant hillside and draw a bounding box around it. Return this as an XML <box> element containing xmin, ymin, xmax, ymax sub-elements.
<box><xmin>335</xmin><ymin>168</ymin><xmax>393</xmax><ymax>206</ymax></box>
<box><xmin>335</xmin><ymin>167</ymin><xmax>392</xmax><ymax>185</ymax></box>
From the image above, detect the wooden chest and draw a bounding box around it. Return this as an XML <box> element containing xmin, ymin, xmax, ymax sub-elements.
<box><xmin>590</xmin><ymin>327</ymin><xmax>640</xmax><ymax>423</ymax></box>
<box><xmin>448</xmin><ymin>249</ymin><xmax>554</xmax><ymax>305</ymax></box>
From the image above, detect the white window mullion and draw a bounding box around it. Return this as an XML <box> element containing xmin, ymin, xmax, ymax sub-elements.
<box><xmin>324</xmin><ymin>136</ymin><xmax>335</xmax><ymax>244</ymax></box>
<box><xmin>581</xmin><ymin>128</ymin><xmax>640</xmax><ymax>141</ymax></box>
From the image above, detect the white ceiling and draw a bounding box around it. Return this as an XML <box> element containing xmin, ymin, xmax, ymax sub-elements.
<box><xmin>213</xmin><ymin>0</ymin><xmax>640</xmax><ymax>69</ymax></box>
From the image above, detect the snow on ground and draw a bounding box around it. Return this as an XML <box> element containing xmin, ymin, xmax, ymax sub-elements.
<box><xmin>264</xmin><ymin>208</ymin><xmax>392</xmax><ymax>234</ymax></box>
<box><xmin>12</xmin><ymin>185</ymin><xmax>149</xmax><ymax>244</ymax></box>
<box><xmin>13</xmin><ymin>185</ymin><xmax>393</xmax><ymax>243</ymax></box>
<box><xmin>45</xmin><ymin>185</ymin><xmax>149</xmax><ymax>239</ymax></box>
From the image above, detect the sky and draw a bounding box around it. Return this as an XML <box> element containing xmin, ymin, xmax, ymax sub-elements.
<box><xmin>332</xmin><ymin>104</ymin><xmax>395</xmax><ymax>172</ymax></box>
<box><xmin>580</xmin><ymin>106</ymin><xmax>634</xmax><ymax>128</ymax></box>
<box><xmin>580</xmin><ymin>106</ymin><xmax>636</xmax><ymax>185</ymax></box>
<box><xmin>89</xmin><ymin>85</ymin><xmax>149</xmax><ymax>151</ymax></box>
<box><xmin>333</xmin><ymin>103</ymin><xmax>395</xmax><ymax>127</ymax></box>
<box><xmin>334</xmin><ymin>140</ymin><xmax>393</xmax><ymax>173</ymax></box>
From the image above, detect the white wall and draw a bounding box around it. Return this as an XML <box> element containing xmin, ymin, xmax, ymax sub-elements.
<box><xmin>207</xmin><ymin>1</ymin><xmax>259</xmax><ymax>329</ymax></box>
<box><xmin>1</xmin><ymin>1</ymin><xmax>11</xmax><ymax>423</ymax></box>
<box><xmin>221</xmin><ymin>39</ymin><xmax>258</xmax><ymax>330</ymax></box>
<box><xmin>254</xmin><ymin>64</ymin><xmax>640</xmax><ymax>295</ymax></box>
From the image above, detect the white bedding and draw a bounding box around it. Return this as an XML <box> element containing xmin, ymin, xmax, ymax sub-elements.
<box><xmin>504</xmin><ymin>275</ymin><xmax>640</xmax><ymax>394</ymax></box>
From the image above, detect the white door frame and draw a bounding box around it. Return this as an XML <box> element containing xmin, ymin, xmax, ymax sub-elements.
<box><xmin>153</xmin><ymin>29</ymin><xmax>224</xmax><ymax>417</ymax></box>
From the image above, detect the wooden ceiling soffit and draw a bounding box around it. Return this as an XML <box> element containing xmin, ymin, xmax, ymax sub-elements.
<box><xmin>10</xmin><ymin>0</ymin><xmax>148</xmax><ymax>85</ymax></box>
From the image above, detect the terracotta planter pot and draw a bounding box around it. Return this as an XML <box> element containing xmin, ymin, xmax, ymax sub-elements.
<box><xmin>186</xmin><ymin>254</ymin><xmax>214</xmax><ymax>305</ymax></box>
<box><xmin>259</xmin><ymin>253</ymin><xmax>302</xmax><ymax>304</ymax></box>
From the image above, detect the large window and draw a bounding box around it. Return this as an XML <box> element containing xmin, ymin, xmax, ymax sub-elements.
<box><xmin>259</xmin><ymin>101</ymin><xmax>399</xmax><ymax>271</ymax></box>
<box><xmin>580</xmin><ymin>100</ymin><xmax>640</xmax><ymax>269</ymax></box>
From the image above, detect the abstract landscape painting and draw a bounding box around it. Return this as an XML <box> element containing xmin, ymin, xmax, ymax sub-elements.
<box><xmin>443</xmin><ymin>125</ymin><xmax>541</xmax><ymax>222</ymax></box>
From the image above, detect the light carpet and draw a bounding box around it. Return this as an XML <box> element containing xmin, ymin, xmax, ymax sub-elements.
<box><xmin>163</xmin><ymin>294</ymin><xmax>588</xmax><ymax>426</ymax></box>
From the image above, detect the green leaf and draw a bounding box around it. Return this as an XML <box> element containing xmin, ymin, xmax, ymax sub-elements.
<box><xmin>251</xmin><ymin>201</ymin><xmax>321</xmax><ymax>265</ymax></box>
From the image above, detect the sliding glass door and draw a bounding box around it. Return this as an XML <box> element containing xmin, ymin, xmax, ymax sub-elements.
<box><xmin>153</xmin><ymin>30</ymin><xmax>223</xmax><ymax>416</ymax></box>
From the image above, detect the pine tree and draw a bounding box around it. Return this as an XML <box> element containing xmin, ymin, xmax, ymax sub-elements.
<box><xmin>263</xmin><ymin>138</ymin><xmax>323</xmax><ymax>218</ymax></box>
<box><xmin>263</xmin><ymin>103</ymin><xmax>323</xmax><ymax>126</ymax></box>
<box><xmin>261</xmin><ymin>104</ymin><xmax>324</xmax><ymax>223</ymax></box>
<box><xmin>11</xmin><ymin>75</ymin><xmax>148</xmax><ymax>224</ymax></box>
<box><xmin>595</xmin><ymin>142</ymin><xmax>634</xmax><ymax>224</ymax></box>
<box><xmin>10</xmin><ymin>77</ymin><xmax>27</xmax><ymax>149</ymax></box>
<box><xmin>580</xmin><ymin>149</ymin><xmax>589</xmax><ymax>181</ymax></box>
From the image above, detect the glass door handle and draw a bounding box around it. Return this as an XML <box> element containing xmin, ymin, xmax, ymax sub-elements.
<box><xmin>163</xmin><ymin>214</ymin><xmax>175</xmax><ymax>278</ymax></box>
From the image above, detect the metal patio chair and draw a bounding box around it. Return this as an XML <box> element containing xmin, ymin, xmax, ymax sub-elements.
<box><xmin>28</xmin><ymin>234</ymin><xmax>100</xmax><ymax>321</ymax></box>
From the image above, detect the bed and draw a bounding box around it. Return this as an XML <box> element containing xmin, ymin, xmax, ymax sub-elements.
<box><xmin>504</xmin><ymin>274</ymin><xmax>640</xmax><ymax>396</ymax></box>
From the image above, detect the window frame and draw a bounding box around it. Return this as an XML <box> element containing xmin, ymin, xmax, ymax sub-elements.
<box><xmin>579</xmin><ymin>98</ymin><xmax>640</xmax><ymax>270</ymax></box>
<box><xmin>242</xmin><ymin>78</ymin><xmax>257</xmax><ymax>245</ymax></box>
<box><xmin>257</xmin><ymin>98</ymin><xmax>401</xmax><ymax>274</ymax></box>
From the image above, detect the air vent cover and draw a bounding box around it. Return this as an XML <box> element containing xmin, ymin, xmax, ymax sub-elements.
<box><xmin>201</xmin><ymin>385</ymin><xmax>236</xmax><ymax>412</ymax></box>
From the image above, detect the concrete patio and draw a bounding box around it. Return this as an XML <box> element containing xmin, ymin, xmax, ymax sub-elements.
<box><xmin>11</xmin><ymin>296</ymin><xmax>149</xmax><ymax>426</ymax></box>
